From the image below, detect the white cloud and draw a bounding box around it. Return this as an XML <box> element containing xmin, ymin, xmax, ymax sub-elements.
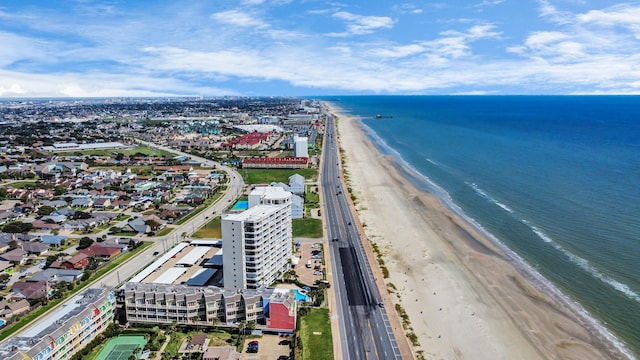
<box><xmin>393</xmin><ymin>3</ymin><xmax>423</xmax><ymax>14</ymax></box>
<box><xmin>211</xmin><ymin>10</ymin><xmax>267</xmax><ymax>28</ymax></box>
<box><xmin>0</xmin><ymin>69</ymin><xmax>235</xmax><ymax>98</ymax></box>
<box><xmin>374</xmin><ymin>44</ymin><xmax>425</xmax><ymax>58</ymax></box>
<box><xmin>330</xmin><ymin>11</ymin><xmax>394</xmax><ymax>35</ymax></box>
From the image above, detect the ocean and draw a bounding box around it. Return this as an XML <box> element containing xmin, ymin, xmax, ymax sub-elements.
<box><xmin>320</xmin><ymin>96</ymin><xmax>640</xmax><ymax>357</ymax></box>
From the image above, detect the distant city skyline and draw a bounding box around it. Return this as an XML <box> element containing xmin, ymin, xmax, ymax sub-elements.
<box><xmin>1</xmin><ymin>0</ymin><xmax>639</xmax><ymax>97</ymax></box>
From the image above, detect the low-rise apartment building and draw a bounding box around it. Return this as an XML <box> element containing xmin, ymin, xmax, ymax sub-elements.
<box><xmin>0</xmin><ymin>288</ymin><xmax>115</xmax><ymax>360</ymax></box>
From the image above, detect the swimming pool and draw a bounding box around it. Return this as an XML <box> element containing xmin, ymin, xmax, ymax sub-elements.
<box><xmin>293</xmin><ymin>289</ymin><xmax>310</xmax><ymax>302</ymax></box>
<box><xmin>0</xmin><ymin>319</ymin><xmax>5</xmax><ymax>327</ymax></box>
<box><xmin>231</xmin><ymin>200</ymin><xmax>248</xmax><ymax>210</ymax></box>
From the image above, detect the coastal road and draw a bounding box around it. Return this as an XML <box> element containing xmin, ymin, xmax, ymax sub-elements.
<box><xmin>321</xmin><ymin>112</ymin><xmax>402</xmax><ymax>360</ymax></box>
<box><xmin>4</xmin><ymin>141</ymin><xmax>245</xmax><ymax>342</ymax></box>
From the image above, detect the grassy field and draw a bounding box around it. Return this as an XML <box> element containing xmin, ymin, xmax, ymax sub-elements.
<box><xmin>156</xmin><ymin>227</ymin><xmax>174</xmax><ymax>237</ymax></box>
<box><xmin>52</xmin><ymin>145</ymin><xmax>177</xmax><ymax>157</ymax></box>
<box><xmin>3</xmin><ymin>180</ymin><xmax>38</xmax><ymax>188</ymax></box>
<box><xmin>292</xmin><ymin>218</ymin><xmax>323</xmax><ymax>238</ymax></box>
<box><xmin>240</xmin><ymin>168</ymin><xmax>318</xmax><ymax>184</ymax></box>
<box><xmin>305</xmin><ymin>185</ymin><xmax>320</xmax><ymax>208</ymax></box>
<box><xmin>192</xmin><ymin>216</ymin><xmax>222</xmax><ymax>238</ymax></box>
<box><xmin>299</xmin><ymin>309</ymin><xmax>333</xmax><ymax>360</ymax></box>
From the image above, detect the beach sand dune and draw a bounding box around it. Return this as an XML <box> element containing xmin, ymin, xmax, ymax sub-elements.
<box><xmin>329</xmin><ymin>103</ymin><xmax>627</xmax><ymax>360</ymax></box>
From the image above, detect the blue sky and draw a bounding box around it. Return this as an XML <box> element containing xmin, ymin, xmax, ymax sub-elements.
<box><xmin>1</xmin><ymin>0</ymin><xmax>640</xmax><ymax>97</ymax></box>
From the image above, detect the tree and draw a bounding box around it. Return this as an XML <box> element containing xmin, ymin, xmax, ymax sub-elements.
<box><xmin>37</xmin><ymin>205</ymin><xmax>55</xmax><ymax>216</ymax></box>
<box><xmin>2</xmin><ymin>221</ymin><xmax>33</xmax><ymax>233</ymax></box>
<box><xmin>78</xmin><ymin>237</ymin><xmax>94</xmax><ymax>249</ymax></box>
<box><xmin>145</xmin><ymin>219</ymin><xmax>162</xmax><ymax>231</ymax></box>
<box><xmin>87</xmin><ymin>256</ymin><xmax>99</xmax><ymax>271</ymax></box>
<box><xmin>246</xmin><ymin>320</ymin><xmax>256</xmax><ymax>332</ymax></box>
<box><xmin>0</xmin><ymin>273</ymin><xmax>10</xmax><ymax>284</ymax></box>
<box><xmin>45</xmin><ymin>254</ymin><xmax>59</xmax><ymax>268</ymax></box>
<box><xmin>81</xmin><ymin>270</ymin><xmax>91</xmax><ymax>281</ymax></box>
<box><xmin>72</xmin><ymin>211</ymin><xmax>92</xmax><ymax>220</ymax></box>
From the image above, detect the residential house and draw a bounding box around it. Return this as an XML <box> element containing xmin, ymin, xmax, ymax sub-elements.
<box><xmin>52</xmin><ymin>207</ymin><xmax>75</xmax><ymax>217</ymax></box>
<box><xmin>0</xmin><ymin>248</ymin><xmax>27</xmax><ymax>265</ymax></box>
<box><xmin>52</xmin><ymin>253</ymin><xmax>90</xmax><ymax>270</ymax></box>
<box><xmin>185</xmin><ymin>333</ymin><xmax>208</xmax><ymax>352</ymax></box>
<box><xmin>39</xmin><ymin>162</ymin><xmax>88</xmax><ymax>177</ymax></box>
<box><xmin>30</xmin><ymin>269</ymin><xmax>82</xmax><ymax>284</ymax></box>
<box><xmin>40</xmin><ymin>199</ymin><xmax>68</xmax><ymax>208</ymax></box>
<box><xmin>122</xmin><ymin>217</ymin><xmax>150</xmax><ymax>234</ymax></box>
<box><xmin>79</xmin><ymin>243</ymin><xmax>121</xmax><ymax>260</ymax></box>
<box><xmin>291</xmin><ymin>194</ymin><xmax>304</xmax><ymax>219</ymax></box>
<box><xmin>142</xmin><ymin>214</ymin><xmax>166</xmax><ymax>231</ymax></box>
<box><xmin>0</xmin><ymin>261</ymin><xmax>13</xmax><ymax>272</ymax></box>
<box><xmin>40</xmin><ymin>235</ymin><xmax>68</xmax><ymax>247</ymax></box>
<box><xmin>22</xmin><ymin>242</ymin><xmax>48</xmax><ymax>256</ymax></box>
<box><xmin>11</xmin><ymin>280</ymin><xmax>49</xmax><ymax>301</ymax></box>
<box><xmin>40</xmin><ymin>214</ymin><xmax>67</xmax><ymax>223</ymax></box>
<box><xmin>92</xmin><ymin>198</ymin><xmax>112</xmax><ymax>209</ymax></box>
<box><xmin>71</xmin><ymin>197</ymin><xmax>93</xmax><ymax>207</ymax></box>
<box><xmin>111</xmin><ymin>199</ymin><xmax>131</xmax><ymax>209</ymax></box>
<box><xmin>0</xmin><ymin>211</ymin><xmax>17</xmax><ymax>224</ymax></box>
<box><xmin>288</xmin><ymin>173</ymin><xmax>305</xmax><ymax>195</ymax></box>
<box><xmin>0</xmin><ymin>299</ymin><xmax>30</xmax><ymax>318</ymax></box>
<box><xmin>29</xmin><ymin>219</ymin><xmax>60</xmax><ymax>231</ymax></box>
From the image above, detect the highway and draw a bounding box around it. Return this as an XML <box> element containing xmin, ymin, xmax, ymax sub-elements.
<box><xmin>321</xmin><ymin>113</ymin><xmax>402</xmax><ymax>360</ymax></box>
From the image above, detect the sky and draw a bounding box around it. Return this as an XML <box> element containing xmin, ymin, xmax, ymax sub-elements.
<box><xmin>1</xmin><ymin>0</ymin><xmax>640</xmax><ymax>97</ymax></box>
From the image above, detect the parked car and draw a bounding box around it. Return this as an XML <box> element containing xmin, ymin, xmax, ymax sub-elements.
<box><xmin>247</xmin><ymin>340</ymin><xmax>259</xmax><ymax>353</ymax></box>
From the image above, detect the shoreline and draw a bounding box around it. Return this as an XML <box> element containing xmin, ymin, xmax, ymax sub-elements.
<box><xmin>325</xmin><ymin>101</ymin><xmax>632</xmax><ymax>360</ymax></box>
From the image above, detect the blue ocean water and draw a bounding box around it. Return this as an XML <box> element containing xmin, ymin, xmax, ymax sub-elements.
<box><xmin>321</xmin><ymin>96</ymin><xmax>640</xmax><ymax>356</ymax></box>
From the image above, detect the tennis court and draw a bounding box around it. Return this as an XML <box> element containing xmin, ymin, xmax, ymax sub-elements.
<box><xmin>95</xmin><ymin>335</ymin><xmax>147</xmax><ymax>360</ymax></box>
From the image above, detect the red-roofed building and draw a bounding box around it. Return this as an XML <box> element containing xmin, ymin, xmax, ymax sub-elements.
<box><xmin>221</xmin><ymin>132</ymin><xmax>273</xmax><ymax>150</ymax></box>
<box><xmin>53</xmin><ymin>253</ymin><xmax>90</xmax><ymax>270</ymax></box>
<box><xmin>242</xmin><ymin>157</ymin><xmax>308</xmax><ymax>169</ymax></box>
<box><xmin>266</xmin><ymin>289</ymin><xmax>297</xmax><ymax>332</ymax></box>
<box><xmin>79</xmin><ymin>243</ymin><xmax>121</xmax><ymax>260</ymax></box>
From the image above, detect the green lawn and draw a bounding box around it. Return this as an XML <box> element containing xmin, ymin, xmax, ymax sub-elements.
<box><xmin>156</xmin><ymin>227</ymin><xmax>174</xmax><ymax>237</ymax></box>
<box><xmin>292</xmin><ymin>218</ymin><xmax>323</xmax><ymax>238</ymax></box>
<box><xmin>305</xmin><ymin>185</ymin><xmax>320</xmax><ymax>208</ymax></box>
<box><xmin>299</xmin><ymin>309</ymin><xmax>333</xmax><ymax>360</ymax></box>
<box><xmin>52</xmin><ymin>145</ymin><xmax>177</xmax><ymax>157</ymax></box>
<box><xmin>192</xmin><ymin>217</ymin><xmax>222</xmax><ymax>238</ymax></box>
<box><xmin>3</xmin><ymin>180</ymin><xmax>38</xmax><ymax>188</ymax></box>
<box><xmin>240</xmin><ymin>168</ymin><xmax>318</xmax><ymax>185</ymax></box>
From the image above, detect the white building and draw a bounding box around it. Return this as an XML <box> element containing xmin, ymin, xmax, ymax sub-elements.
<box><xmin>293</xmin><ymin>135</ymin><xmax>308</xmax><ymax>158</ymax></box>
<box><xmin>223</xmin><ymin>188</ymin><xmax>292</xmax><ymax>290</ymax></box>
<box><xmin>288</xmin><ymin>174</ymin><xmax>305</xmax><ymax>196</ymax></box>
<box><xmin>291</xmin><ymin>195</ymin><xmax>304</xmax><ymax>219</ymax></box>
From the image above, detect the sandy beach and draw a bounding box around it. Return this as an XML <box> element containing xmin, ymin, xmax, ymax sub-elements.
<box><xmin>327</xmin><ymin>103</ymin><xmax>628</xmax><ymax>360</ymax></box>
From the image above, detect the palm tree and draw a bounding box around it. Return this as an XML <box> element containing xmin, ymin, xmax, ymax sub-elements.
<box><xmin>246</xmin><ymin>320</ymin><xmax>256</xmax><ymax>332</ymax></box>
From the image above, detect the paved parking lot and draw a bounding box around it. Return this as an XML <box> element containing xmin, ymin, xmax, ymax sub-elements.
<box><xmin>242</xmin><ymin>334</ymin><xmax>292</xmax><ymax>360</ymax></box>
<box><xmin>295</xmin><ymin>241</ymin><xmax>324</xmax><ymax>286</ymax></box>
